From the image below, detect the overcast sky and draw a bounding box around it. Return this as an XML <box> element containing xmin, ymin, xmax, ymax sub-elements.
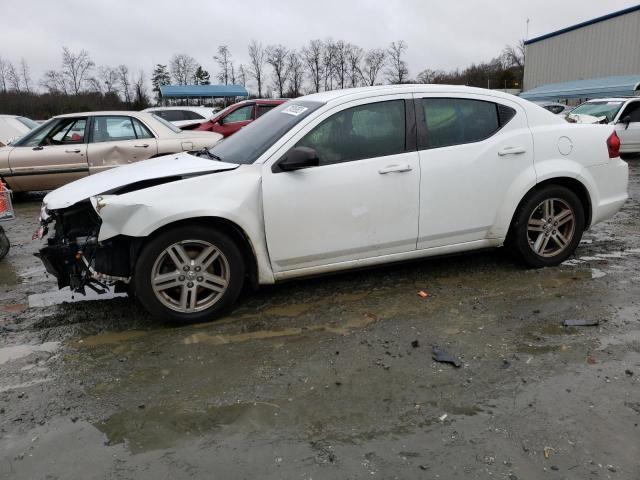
<box><xmin>1</xmin><ymin>0</ymin><xmax>637</xmax><ymax>91</ymax></box>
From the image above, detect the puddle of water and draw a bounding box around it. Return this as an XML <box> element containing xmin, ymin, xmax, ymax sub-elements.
<box><xmin>75</xmin><ymin>330</ymin><xmax>148</xmax><ymax>347</ymax></box>
<box><xmin>95</xmin><ymin>402</ymin><xmax>280</xmax><ymax>454</ymax></box>
<box><xmin>184</xmin><ymin>313</ymin><xmax>377</xmax><ymax>346</ymax></box>
<box><xmin>28</xmin><ymin>287</ymin><xmax>126</xmax><ymax>308</ymax></box>
<box><xmin>0</xmin><ymin>341</ymin><xmax>60</xmax><ymax>365</ymax></box>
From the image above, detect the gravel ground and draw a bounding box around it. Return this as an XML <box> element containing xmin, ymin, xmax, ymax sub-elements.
<box><xmin>1</xmin><ymin>160</ymin><xmax>639</xmax><ymax>479</ymax></box>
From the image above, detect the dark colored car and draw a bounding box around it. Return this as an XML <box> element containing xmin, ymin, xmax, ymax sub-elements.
<box><xmin>196</xmin><ymin>99</ymin><xmax>287</xmax><ymax>137</ymax></box>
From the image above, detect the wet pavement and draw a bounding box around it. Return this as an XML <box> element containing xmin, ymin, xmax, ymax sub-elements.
<box><xmin>1</xmin><ymin>162</ymin><xmax>639</xmax><ymax>479</ymax></box>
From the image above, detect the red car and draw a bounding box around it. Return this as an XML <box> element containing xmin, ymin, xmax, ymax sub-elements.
<box><xmin>196</xmin><ymin>99</ymin><xmax>287</xmax><ymax>137</ymax></box>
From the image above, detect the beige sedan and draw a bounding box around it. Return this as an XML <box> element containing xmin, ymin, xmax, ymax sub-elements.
<box><xmin>0</xmin><ymin>111</ymin><xmax>223</xmax><ymax>192</ymax></box>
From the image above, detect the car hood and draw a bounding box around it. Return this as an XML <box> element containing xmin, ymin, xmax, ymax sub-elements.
<box><xmin>565</xmin><ymin>113</ymin><xmax>608</xmax><ymax>124</ymax></box>
<box><xmin>43</xmin><ymin>152</ymin><xmax>239</xmax><ymax>210</ymax></box>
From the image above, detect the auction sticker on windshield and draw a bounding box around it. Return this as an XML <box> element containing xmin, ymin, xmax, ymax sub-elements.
<box><xmin>282</xmin><ymin>105</ymin><xmax>309</xmax><ymax>116</ymax></box>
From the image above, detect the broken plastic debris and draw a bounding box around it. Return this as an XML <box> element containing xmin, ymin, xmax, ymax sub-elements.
<box><xmin>438</xmin><ymin>413</ymin><xmax>448</xmax><ymax>422</ymax></box>
<box><xmin>417</xmin><ymin>290</ymin><xmax>429</xmax><ymax>298</ymax></box>
<box><xmin>543</xmin><ymin>446</ymin><xmax>555</xmax><ymax>459</ymax></box>
<box><xmin>432</xmin><ymin>346</ymin><xmax>461</xmax><ymax>368</ymax></box>
<box><xmin>563</xmin><ymin>319</ymin><xmax>599</xmax><ymax>327</ymax></box>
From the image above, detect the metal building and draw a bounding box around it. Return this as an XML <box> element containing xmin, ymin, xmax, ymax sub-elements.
<box><xmin>523</xmin><ymin>5</ymin><xmax>640</xmax><ymax>91</ymax></box>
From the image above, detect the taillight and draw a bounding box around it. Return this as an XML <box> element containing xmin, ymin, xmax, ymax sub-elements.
<box><xmin>607</xmin><ymin>131</ymin><xmax>621</xmax><ymax>158</ymax></box>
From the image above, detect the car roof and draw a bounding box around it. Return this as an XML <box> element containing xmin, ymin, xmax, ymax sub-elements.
<box><xmin>55</xmin><ymin>110</ymin><xmax>154</xmax><ymax>119</ymax></box>
<box><xmin>144</xmin><ymin>106</ymin><xmax>214</xmax><ymax>112</ymax></box>
<box><xmin>300</xmin><ymin>84</ymin><xmax>525</xmax><ymax>105</ymax></box>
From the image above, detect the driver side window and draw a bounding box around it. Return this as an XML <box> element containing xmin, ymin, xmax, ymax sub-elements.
<box><xmin>22</xmin><ymin>118</ymin><xmax>87</xmax><ymax>147</ymax></box>
<box><xmin>222</xmin><ymin>105</ymin><xmax>254</xmax><ymax>124</ymax></box>
<box><xmin>621</xmin><ymin>102</ymin><xmax>640</xmax><ymax>122</ymax></box>
<box><xmin>296</xmin><ymin>100</ymin><xmax>406</xmax><ymax>166</ymax></box>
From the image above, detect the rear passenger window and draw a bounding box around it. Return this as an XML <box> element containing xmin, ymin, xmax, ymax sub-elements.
<box><xmin>421</xmin><ymin>98</ymin><xmax>514</xmax><ymax>149</ymax></box>
<box><xmin>296</xmin><ymin>100</ymin><xmax>406</xmax><ymax>166</ymax></box>
<box><xmin>156</xmin><ymin>110</ymin><xmax>185</xmax><ymax>122</ymax></box>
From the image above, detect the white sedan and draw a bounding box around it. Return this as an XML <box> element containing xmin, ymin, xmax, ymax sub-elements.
<box><xmin>36</xmin><ymin>85</ymin><xmax>629</xmax><ymax>322</ymax></box>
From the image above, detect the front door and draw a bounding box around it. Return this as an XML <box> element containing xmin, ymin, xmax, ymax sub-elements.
<box><xmin>87</xmin><ymin>115</ymin><xmax>158</xmax><ymax>174</ymax></box>
<box><xmin>213</xmin><ymin>104</ymin><xmax>255</xmax><ymax>137</ymax></box>
<box><xmin>262</xmin><ymin>96</ymin><xmax>420</xmax><ymax>273</ymax></box>
<box><xmin>415</xmin><ymin>95</ymin><xmax>534</xmax><ymax>249</ymax></box>
<box><xmin>7</xmin><ymin>117</ymin><xmax>89</xmax><ymax>191</ymax></box>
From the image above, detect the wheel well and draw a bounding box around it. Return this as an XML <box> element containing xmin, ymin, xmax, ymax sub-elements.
<box><xmin>136</xmin><ymin>217</ymin><xmax>259</xmax><ymax>288</ymax></box>
<box><xmin>507</xmin><ymin>177</ymin><xmax>592</xmax><ymax>240</ymax></box>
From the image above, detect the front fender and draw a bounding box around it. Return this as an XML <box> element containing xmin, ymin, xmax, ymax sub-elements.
<box><xmin>95</xmin><ymin>166</ymin><xmax>275</xmax><ymax>284</ymax></box>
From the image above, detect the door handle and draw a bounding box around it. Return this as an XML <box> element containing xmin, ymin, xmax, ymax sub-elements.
<box><xmin>378</xmin><ymin>164</ymin><xmax>413</xmax><ymax>174</ymax></box>
<box><xmin>498</xmin><ymin>146</ymin><xmax>527</xmax><ymax>156</ymax></box>
<box><xmin>134</xmin><ymin>144</ymin><xmax>149</xmax><ymax>148</ymax></box>
<box><xmin>65</xmin><ymin>149</ymin><xmax>81</xmax><ymax>153</ymax></box>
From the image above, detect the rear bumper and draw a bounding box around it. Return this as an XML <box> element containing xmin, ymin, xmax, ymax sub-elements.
<box><xmin>588</xmin><ymin>158</ymin><xmax>629</xmax><ymax>227</ymax></box>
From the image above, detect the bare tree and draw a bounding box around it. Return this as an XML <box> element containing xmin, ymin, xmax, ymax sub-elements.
<box><xmin>230</xmin><ymin>64</ymin><xmax>236</xmax><ymax>84</ymax></box>
<box><xmin>385</xmin><ymin>40</ymin><xmax>409</xmax><ymax>84</ymax></box>
<box><xmin>40</xmin><ymin>70</ymin><xmax>67</xmax><ymax>94</ymax></box>
<box><xmin>302</xmin><ymin>39</ymin><xmax>324</xmax><ymax>93</ymax></box>
<box><xmin>237</xmin><ymin>64</ymin><xmax>247</xmax><ymax>86</ymax></box>
<box><xmin>7</xmin><ymin>61</ymin><xmax>20</xmax><ymax>92</ymax></box>
<box><xmin>266</xmin><ymin>44</ymin><xmax>289</xmax><ymax>98</ymax></box>
<box><xmin>99</xmin><ymin>66</ymin><xmax>120</xmax><ymax>94</ymax></box>
<box><xmin>213</xmin><ymin>45</ymin><xmax>232</xmax><ymax>85</ymax></box>
<box><xmin>322</xmin><ymin>39</ymin><xmax>337</xmax><ymax>90</ymax></box>
<box><xmin>248</xmin><ymin>40</ymin><xmax>267</xmax><ymax>97</ymax></box>
<box><xmin>118</xmin><ymin>64</ymin><xmax>132</xmax><ymax>104</ymax></box>
<box><xmin>0</xmin><ymin>57</ymin><xmax>8</xmax><ymax>92</ymax></box>
<box><xmin>347</xmin><ymin>44</ymin><xmax>364</xmax><ymax>88</ymax></box>
<box><xmin>61</xmin><ymin>46</ymin><xmax>95</xmax><ymax>94</ymax></box>
<box><xmin>86</xmin><ymin>77</ymin><xmax>103</xmax><ymax>93</ymax></box>
<box><xmin>20</xmin><ymin>59</ymin><xmax>32</xmax><ymax>93</ymax></box>
<box><xmin>502</xmin><ymin>40</ymin><xmax>525</xmax><ymax>69</ymax></box>
<box><xmin>169</xmin><ymin>53</ymin><xmax>197</xmax><ymax>84</ymax></box>
<box><xmin>133</xmin><ymin>70</ymin><xmax>149</xmax><ymax>108</ymax></box>
<box><xmin>333</xmin><ymin>40</ymin><xmax>349</xmax><ymax>89</ymax></box>
<box><xmin>287</xmin><ymin>51</ymin><xmax>304</xmax><ymax>97</ymax></box>
<box><xmin>362</xmin><ymin>49</ymin><xmax>386</xmax><ymax>86</ymax></box>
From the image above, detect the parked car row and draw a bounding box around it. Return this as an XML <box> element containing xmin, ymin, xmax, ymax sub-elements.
<box><xmin>0</xmin><ymin>111</ymin><xmax>222</xmax><ymax>192</ymax></box>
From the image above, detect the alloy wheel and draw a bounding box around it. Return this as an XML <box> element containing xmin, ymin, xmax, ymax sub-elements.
<box><xmin>526</xmin><ymin>198</ymin><xmax>576</xmax><ymax>258</ymax></box>
<box><xmin>150</xmin><ymin>240</ymin><xmax>230</xmax><ymax>313</ymax></box>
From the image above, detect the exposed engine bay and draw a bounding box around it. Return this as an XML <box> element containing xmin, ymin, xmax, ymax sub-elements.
<box><xmin>37</xmin><ymin>200</ymin><xmax>138</xmax><ymax>295</ymax></box>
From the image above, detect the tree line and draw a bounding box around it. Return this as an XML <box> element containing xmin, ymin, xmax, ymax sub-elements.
<box><xmin>0</xmin><ymin>40</ymin><xmax>524</xmax><ymax>118</ymax></box>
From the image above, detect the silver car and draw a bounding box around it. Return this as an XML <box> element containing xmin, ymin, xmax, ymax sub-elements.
<box><xmin>0</xmin><ymin>111</ymin><xmax>222</xmax><ymax>192</ymax></box>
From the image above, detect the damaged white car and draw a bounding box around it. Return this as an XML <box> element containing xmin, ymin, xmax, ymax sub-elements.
<box><xmin>36</xmin><ymin>85</ymin><xmax>629</xmax><ymax>322</ymax></box>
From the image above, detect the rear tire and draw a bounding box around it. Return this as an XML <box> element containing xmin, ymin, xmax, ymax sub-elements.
<box><xmin>134</xmin><ymin>226</ymin><xmax>245</xmax><ymax>322</ymax></box>
<box><xmin>0</xmin><ymin>227</ymin><xmax>9</xmax><ymax>260</ymax></box>
<box><xmin>508</xmin><ymin>185</ymin><xmax>585</xmax><ymax>268</ymax></box>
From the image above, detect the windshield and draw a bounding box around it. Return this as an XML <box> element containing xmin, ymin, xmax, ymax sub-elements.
<box><xmin>151</xmin><ymin>113</ymin><xmax>182</xmax><ymax>133</ymax></box>
<box><xmin>570</xmin><ymin>101</ymin><xmax>623</xmax><ymax>123</ymax></box>
<box><xmin>12</xmin><ymin>118</ymin><xmax>57</xmax><ymax>147</ymax></box>
<box><xmin>16</xmin><ymin>116</ymin><xmax>39</xmax><ymax>129</ymax></box>
<box><xmin>205</xmin><ymin>100</ymin><xmax>324</xmax><ymax>164</ymax></box>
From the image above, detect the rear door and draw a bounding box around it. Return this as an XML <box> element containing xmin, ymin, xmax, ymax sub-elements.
<box><xmin>7</xmin><ymin>117</ymin><xmax>89</xmax><ymax>191</ymax></box>
<box><xmin>616</xmin><ymin>100</ymin><xmax>640</xmax><ymax>154</ymax></box>
<box><xmin>415</xmin><ymin>94</ymin><xmax>534</xmax><ymax>249</ymax></box>
<box><xmin>87</xmin><ymin>115</ymin><xmax>158</xmax><ymax>174</ymax></box>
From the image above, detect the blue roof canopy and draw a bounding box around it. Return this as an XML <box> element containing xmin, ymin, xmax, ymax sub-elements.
<box><xmin>159</xmin><ymin>84</ymin><xmax>248</xmax><ymax>98</ymax></box>
<box><xmin>520</xmin><ymin>75</ymin><xmax>640</xmax><ymax>101</ymax></box>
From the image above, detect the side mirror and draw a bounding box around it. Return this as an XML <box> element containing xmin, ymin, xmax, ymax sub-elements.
<box><xmin>276</xmin><ymin>146</ymin><xmax>319</xmax><ymax>172</ymax></box>
<box><xmin>619</xmin><ymin>115</ymin><xmax>631</xmax><ymax>129</ymax></box>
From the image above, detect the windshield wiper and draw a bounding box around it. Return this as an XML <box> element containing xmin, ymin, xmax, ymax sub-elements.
<box><xmin>194</xmin><ymin>148</ymin><xmax>223</xmax><ymax>162</ymax></box>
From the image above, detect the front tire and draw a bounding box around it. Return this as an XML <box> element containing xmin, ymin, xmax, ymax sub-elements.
<box><xmin>134</xmin><ymin>226</ymin><xmax>245</xmax><ymax>322</ymax></box>
<box><xmin>508</xmin><ymin>185</ymin><xmax>585</xmax><ymax>268</ymax></box>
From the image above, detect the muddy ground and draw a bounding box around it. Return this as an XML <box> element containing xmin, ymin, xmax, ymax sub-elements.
<box><xmin>1</xmin><ymin>162</ymin><xmax>639</xmax><ymax>480</ymax></box>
